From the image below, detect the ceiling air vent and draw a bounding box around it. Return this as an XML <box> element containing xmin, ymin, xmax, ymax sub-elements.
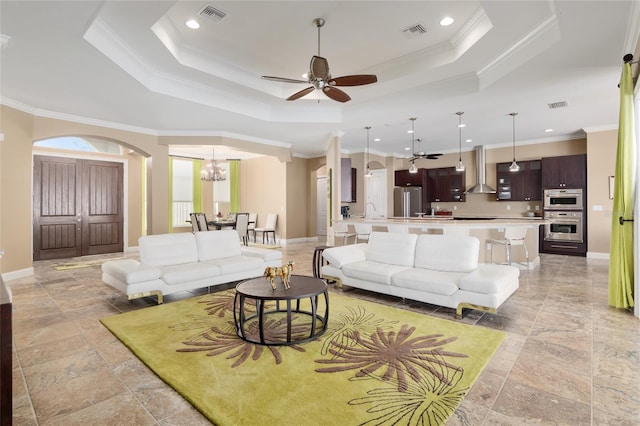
<box><xmin>548</xmin><ymin>101</ymin><xmax>569</xmax><ymax>109</ymax></box>
<box><xmin>198</xmin><ymin>4</ymin><xmax>228</xmax><ymax>23</ymax></box>
<box><xmin>402</xmin><ymin>24</ymin><xmax>427</xmax><ymax>37</ymax></box>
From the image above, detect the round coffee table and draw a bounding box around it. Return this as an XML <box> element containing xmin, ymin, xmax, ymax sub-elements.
<box><xmin>233</xmin><ymin>275</ymin><xmax>329</xmax><ymax>346</ymax></box>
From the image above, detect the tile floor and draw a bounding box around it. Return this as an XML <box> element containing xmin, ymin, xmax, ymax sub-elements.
<box><xmin>6</xmin><ymin>240</ymin><xmax>640</xmax><ymax>425</ymax></box>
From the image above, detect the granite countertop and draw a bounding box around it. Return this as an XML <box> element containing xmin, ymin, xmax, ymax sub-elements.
<box><xmin>342</xmin><ymin>216</ymin><xmax>546</xmax><ymax>227</ymax></box>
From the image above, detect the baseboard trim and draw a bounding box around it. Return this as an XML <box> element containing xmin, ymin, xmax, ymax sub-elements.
<box><xmin>587</xmin><ymin>252</ymin><xmax>609</xmax><ymax>260</ymax></box>
<box><xmin>1</xmin><ymin>267</ymin><xmax>34</xmax><ymax>281</ymax></box>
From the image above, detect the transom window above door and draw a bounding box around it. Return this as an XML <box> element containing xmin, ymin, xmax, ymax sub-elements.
<box><xmin>34</xmin><ymin>136</ymin><xmax>122</xmax><ymax>154</ymax></box>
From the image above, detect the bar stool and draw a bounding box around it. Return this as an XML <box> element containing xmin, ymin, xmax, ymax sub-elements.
<box><xmin>489</xmin><ymin>227</ymin><xmax>529</xmax><ymax>269</ymax></box>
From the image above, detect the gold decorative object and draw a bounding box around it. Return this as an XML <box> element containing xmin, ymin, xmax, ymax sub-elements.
<box><xmin>264</xmin><ymin>261</ymin><xmax>295</xmax><ymax>290</ymax></box>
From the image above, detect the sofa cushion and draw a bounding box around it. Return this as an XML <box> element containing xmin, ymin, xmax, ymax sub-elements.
<box><xmin>458</xmin><ymin>264</ymin><xmax>519</xmax><ymax>294</ymax></box>
<box><xmin>161</xmin><ymin>262</ymin><xmax>221</xmax><ymax>285</ymax></box>
<box><xmin>195</xmin><ymin>230</ymin><xmax>242</xmax><ymax>261</ymax></box>
<box><xmin>391</xmin><ymin>268</ymin><xmax>462</xmax><ymax>296</ymax></box>
<box><xmin>414</xmin><ymin>235</ymin><xmax>479</xmax><ymax>272</ymax></box>
<box><xmin>241</xmin><ymin>246</ymin><xmax>283</xmax><ymax>262</ymax></box>
<box><xmin>139</xmin><ymin>233</ymin><xmax>198</xmax><ymax>266</ymax></box>
<box><xmin>204</xmin><ymin>255</ymin><xmax>263</xmax><ymax>275</ymax></box>
<box><xmin>342</xmin><ymin>260</ymin><xmax>411</xmax><ymax>285</ymax></box>
<box><xmin>322</xmin><ymin>244</ymin><xmax>367</xmax><ymax>268</ymax></box>
<box><xmin>366</xmin><ymin>232</ymin><xmax>417</xmax><ymax>267</ymax></box>
<box><xmin>101</xmin><ymin>259</ymin><xmax>161</xmax><ymax>285</ymax></box>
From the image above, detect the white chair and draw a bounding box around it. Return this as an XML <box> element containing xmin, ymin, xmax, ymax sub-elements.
<box><xmin>235</xmin><ymin>213</ymin><xmax>250</xmax><ymax>246</ymax></box>
<box><xmin>489</xmin><ymin>227</ymin><xmax>529</xmax><ymax>269</ymax></box>
<box><xmin>253</xmin><ymin>213</ymin><xmax>277</xmax><ymax>244</ymax></box>
<box><xmin>247</xmin><ymin>213</ymin><xmax>257</xmax><ymax>242</ymax></box>
<box><xmin>334</xmin><ymin>221</ymin><xmax>355</xmax><ymax>245</ymax></box>
<box><xmin>354</xmin><ymin>223</ymin><xmax>373</xmax><ymax>242</ymax></box>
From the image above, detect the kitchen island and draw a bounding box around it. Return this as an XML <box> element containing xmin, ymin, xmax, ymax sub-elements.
<box><xmin>335</xmin><ymin>216</ymin><xmax>547</xmax><ymax>267</ymax></box>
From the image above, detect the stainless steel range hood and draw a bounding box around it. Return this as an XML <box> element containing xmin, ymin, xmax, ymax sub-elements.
<box><xmin>465</xmin><ymin>145</ymin><xmax>496</xmax><ymax>194</ymax></box>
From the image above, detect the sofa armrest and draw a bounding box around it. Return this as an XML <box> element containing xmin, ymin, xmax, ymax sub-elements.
<box><xmin>322</xmin><ymin>244</ymin><xmax>367</xmax><ymax>268</ymax></box>
<box><xmin>240</xmin><ymin>247</ymin><xmax>283</xmax><ymax>262</ymax></box>
<box><xmin>102</xmin><ymin>259</ymin><xmax>162</xmax><ymax>284</ymax></box>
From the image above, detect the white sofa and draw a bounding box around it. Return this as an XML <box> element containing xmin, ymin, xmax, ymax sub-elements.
<box><xmin>101</xmin><ymin>230</ymin><xmax>282</xmax><ymax>303</ymax></box>
<box><xmin>321</xmin><ymin>232</ymin><xmax>519</xmax><ymax>318</ymax></box>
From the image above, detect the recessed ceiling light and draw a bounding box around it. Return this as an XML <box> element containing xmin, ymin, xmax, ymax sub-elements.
<box><xmin>404</xmin><ymin>147</ymin><xmax>411</xmax><ymax>151</ymax></box>
<box><xmin>440</xmin><ymin>17</ymin><xmax>454</xmax><ymax>26</ymax></box>
<box><xmin>374</xmin><ymin>138</ymin><xmax>381</xmax><ymax>142</ymax></box>
<box><xmin>186</xmin><ymin>19</ymin><xmax>200</xmax><ymax>29</ymax></box>
<box><xmin>457</xmin><ymin>123</ymin><xmax>466</xmax><ymax>128</ymax></box>
<box><xmin>545</xmin><ymin>128</ymin><xmax>554</xmax><ymax>132</ymax></box>
<box><xmin>407</xmin><ymin>130</ymin><xmax>414</xmax><ymax>134</ymax></box>
<box><xmin>465</xmin><ymin>139</ymin><xmax>472</xmax><ymax>143</ymax></box>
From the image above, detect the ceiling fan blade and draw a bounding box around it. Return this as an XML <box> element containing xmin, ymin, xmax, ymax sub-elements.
<box><xmin>286</xmin><ymin>86</ymin><xmax>315</xmax><ymax>101</ymax></box>
<box><xmin>262</xmin><ymin>76</ymin><xmax>309</xmax><ymax>84</ymax></box>
<box><xmin>322</xmin><ymin>86</ymin><xmax>351</xmax><ymax>103</ymax></box>
<box><xmin>310</xmin><ymin>56</ymin><xmax>330</xmax><ymax>81</ymax></box>
<box><xmin>330</xmin><ymin>74</ymin><xmax>378</xmax><ymax>86</ymax></box>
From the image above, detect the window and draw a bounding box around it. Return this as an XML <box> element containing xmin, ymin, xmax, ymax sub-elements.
<box><xmin>34</xmin><ymin>136</ymin><xmax>122</xmax><ymax>154</ymax></box>
<box><xmin>172</xmin><ymin>159</ymin><xmax>193</xmax><ymax>227</ymax></box>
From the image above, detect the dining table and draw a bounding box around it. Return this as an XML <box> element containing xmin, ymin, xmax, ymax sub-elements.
<box><xmin>207</xmin><ymin>219</ymin><xmax>236</xmax><ymax>230</ymax></box>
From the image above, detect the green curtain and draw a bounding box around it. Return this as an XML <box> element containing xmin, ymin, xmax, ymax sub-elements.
<box><xmin>608</xmin><ymin>60</ymin><xmax>635</xmax><ymax>309</ymax></box>
<box><xmin>229</xmin><ymin>160</ymin><xmax>240</xmax><ymax>212</ymax></box>
<box><xmin>192</xmin><ymin>159</ymin><xmax>204</xmax><ymax>213</ymax></box>
<box><xmin>168</xmin><ymin>156</ymin><xmax>174</xmax><ymax>233</ymax></box>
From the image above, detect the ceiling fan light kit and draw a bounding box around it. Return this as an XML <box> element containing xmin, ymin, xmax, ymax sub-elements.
<box><xmin>407</xmin><ymin>117</ymin><xmax>443</xmax><ymax>164</ymax></box>
<box><xmin>261</xmin><ymin>18</ymin><xmax>377</xmax><ymax>103</ymax></box>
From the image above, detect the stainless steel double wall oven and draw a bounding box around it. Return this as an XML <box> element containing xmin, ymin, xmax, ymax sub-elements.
<box><xmin>543</xmin><ymin>188</ymin><xmax>584</xmax><ymax>243</ymax></box>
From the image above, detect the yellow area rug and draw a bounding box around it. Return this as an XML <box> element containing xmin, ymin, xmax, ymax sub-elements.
<box><xmin>101</xmin><ymin>288</ymin><xmax>505</xmax><ymax>425</ymax></box>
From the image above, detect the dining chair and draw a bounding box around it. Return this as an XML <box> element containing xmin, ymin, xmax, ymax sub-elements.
<box><xmin>247</xmin><ymin>213</ymin><xmax>257</xmax><ymax>242</ymax></box>
<box><xmin>234</xmin><ymin>213</ymin><xmax>250</xmax><ymax>246</ymax></box>
<box><xmin>254</xmin><ymin>213</ymin><xmax>277</xmax><ymax>244</ymax></box>
<box><xmin>189</xmin><ymin>212</ymin><xmax>209</xmax><ymax>232</ymax></box>
<box><xmin>333</xmin><ymin>221</ymin><xmax>355</xmax><ymax>245</ymax></box>
<box><xmin>354</xmin><ymin>223</ymin><xmax>373</xmax><ymax>242</ymax></box>
<box><xmin>489</xmin><ymin>227</ymin><xmax>529</xmax><ymax>269</ymax></box>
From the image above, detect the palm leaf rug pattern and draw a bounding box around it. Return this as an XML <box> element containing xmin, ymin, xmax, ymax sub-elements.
<box><xmin>101</xmin><ymin>289</ymin><xmax>505</xmax><ymax>426</ymax></box>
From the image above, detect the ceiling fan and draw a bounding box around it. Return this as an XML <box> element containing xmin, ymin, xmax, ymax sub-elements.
<box><xmin>407</xmin><ymin>118</ymin><xmax>442</xmax><ymax>162</ymax></box>
<box><xmin>261</xmin><ymin>18</ymin><xmax>378</xmax><ymax>103</ymax></box>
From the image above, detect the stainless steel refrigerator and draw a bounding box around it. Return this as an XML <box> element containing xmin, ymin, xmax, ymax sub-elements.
<box><xmin>394</xmin><ymin>187</ymin><xmax>422</xmax><ymax>217</ymax></box>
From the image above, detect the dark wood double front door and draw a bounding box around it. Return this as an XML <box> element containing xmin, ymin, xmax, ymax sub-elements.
<box><xmin>33</xmin><ymin>155</ymin><xmax>124</xmax><ymax>260</ymax></box>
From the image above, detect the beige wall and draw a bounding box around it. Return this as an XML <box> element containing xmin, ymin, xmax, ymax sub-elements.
<box><xmin>0</xmin><ymin>107</ymin><xmax>35</xmax><ymax>273</ymax></box>
<box><xmin>285</xmin><ymin>157</ymin><xmax>310</xmax><ymax>239</ymax></box>
<box><xmin>586</xmin><ymin>129</ymin><xmax>617</xmax><ymax>254</ymax></box>
<box><xmin>239</xmin><ymin>156</ymin><xmax>286</xmax><ymax>239</ymax></box>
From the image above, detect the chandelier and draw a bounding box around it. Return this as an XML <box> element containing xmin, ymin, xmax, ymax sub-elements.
<box><xmin>201</xmin><ymin>146</ymin><xmax>227</xmax><ymax>182</ymax></box>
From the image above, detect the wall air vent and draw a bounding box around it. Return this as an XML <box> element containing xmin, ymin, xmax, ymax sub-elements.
<box><xmin>548</xmin><ymin>101</ymin><xmax>569</xmax><ymax>109</ymax></box>
<box><xmin>402</xmin><ymin>24</ymin><xmax>427</xmax><ymax>37</ymax></box>
<box><xmin>198</xmin><ymin>5</ymin><xmax>228</xmax><ymax>23</ymax></box>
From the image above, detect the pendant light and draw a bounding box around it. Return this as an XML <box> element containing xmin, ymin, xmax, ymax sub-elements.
<box><xmin>408</xmin><ymin>117</ymin><xmax>418</xmax><ymax>173</ymax></box>
<box><xmin>455</xmin><ymin>111</ymin><xmax>465</xmax><ymax>172</ymax></box>
<box><xmin>200</xmin><ymin>146</ymin><xmax>227</xmax><ymax>181</ymax></box>
<box><xmin>508</xmin><ymin>112</ymin><xmax>520</xmax><ymax>172</ymax></box>
<box><xmin>364</xmin><ymin>126</ymin><xmax>372</xmax><ymax>177</ymax></box>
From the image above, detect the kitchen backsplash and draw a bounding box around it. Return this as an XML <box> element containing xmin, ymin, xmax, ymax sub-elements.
<box><xmin>434</xmin><ymin>193</ymin><xmax>542</xmax><ymax>217</ymax></box>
